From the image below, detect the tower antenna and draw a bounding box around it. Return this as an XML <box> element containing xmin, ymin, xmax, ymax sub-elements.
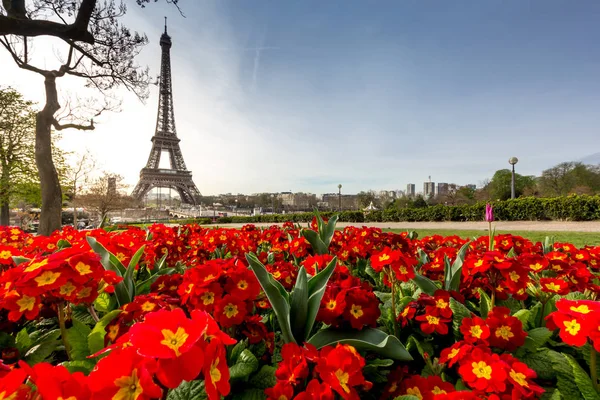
<box><xmin>164</xmin><ymin>16</ymin><xmax>167</xmax><ymax>33</ymax></box>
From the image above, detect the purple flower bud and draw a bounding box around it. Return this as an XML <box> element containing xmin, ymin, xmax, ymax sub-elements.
<box><xmin>485</xmin><ymin>203</ymin><xmax>494</xmax><ymax>222</ymax></box>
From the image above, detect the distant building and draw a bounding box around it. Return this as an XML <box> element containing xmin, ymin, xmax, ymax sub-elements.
<box><xmin>278</xmin><ymin>192</ymin><xmax>294</xmax><ymax>207</ymax></box>
<box><xmin>437</xmin><ymin>183</ymin><xmax>449</xmax><ymax>197</ymax></box>
<box><xmin>406</xmin><ymin>184</ymin><xmax>416</xmax><ymax>197</ymax></box>
<box><xmin>107</xmin><ymin>177</ymin><xmax>116</xmax><ymax>196</ymax></box>
<box><xmin>464</xmin><ymin>184</ymin><xmax>477</xmax><ymax>190</ymax></box>
<box><xmin>423</xmin><ymin>181</ymin><xmax>435</xmax><ymax>198</ymax></box>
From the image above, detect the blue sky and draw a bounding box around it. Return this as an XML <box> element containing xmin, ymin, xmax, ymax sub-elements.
<box><xmin>3</xmin><ymin>1</ymin><xmax>600</xmax><ymax>195</ymax></box>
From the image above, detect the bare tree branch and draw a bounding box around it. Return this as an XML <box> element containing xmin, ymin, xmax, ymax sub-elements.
<box><xmin>51</xmin><ymin>118</ymin><xmax>94</xmax><ymax>131</ymax></box>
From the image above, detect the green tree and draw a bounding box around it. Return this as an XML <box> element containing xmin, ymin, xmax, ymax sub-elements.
<box><xmin>356</xmin><ymin>190</ymin><xmax>377</xmax><ymax>209</ymax></box>
<box><xmin>538</xmin><ymin>162</ymin><xmax>600</xmax><ymax>197</ymax></box>
<box><xmin>1</xmin><ymin>0</ymin><xmax>153</xmax><ymax>234</ymax></box>
<box><xmin>77</xmin><ymin>173</ymin><xmax>136</xmax><ymax>223</ymax></box>
<box><xmin>0</xmin><ymin>87</ymin><xmax>36</xmax><ymax>225</ymax></box>
<box><xmin>487</xmin><ymin>169</ymin><xmax>536</xmax><ymax>200</ymax></box>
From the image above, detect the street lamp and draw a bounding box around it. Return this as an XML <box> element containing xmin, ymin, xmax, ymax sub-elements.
<box><xmin>338</xmin><ymin>184</ymin><xmax>342</xmax><ymax>212</ymax></box>
<box><xmin>509</xmin><ymin>157</ymin><xmax>519</xmax><ymax>199</ymax></box>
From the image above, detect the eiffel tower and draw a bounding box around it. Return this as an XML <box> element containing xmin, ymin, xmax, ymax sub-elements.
<box><xmin>131</xmin><ymin>19</ymin><xmax>201</xmax><ymax>204</ymax></box>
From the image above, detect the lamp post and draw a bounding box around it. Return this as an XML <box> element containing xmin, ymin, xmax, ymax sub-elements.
<box><xmin>338</xmin><ymin>184</ymin><xmax>342</xmax><ymax>211</ymax></box>
<box><xmin>509</xmin><ymin>157</ymin><xmax>519</xmax><ymax>199</ymax></box>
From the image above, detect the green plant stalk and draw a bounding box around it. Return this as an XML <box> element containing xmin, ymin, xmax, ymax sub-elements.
<box><xmin>591</xmin><ymin>346</ymin><xmax>599</xmax><ymax>392</ymax></box>
<box><xmin>490</xmin><ymin>290</ymin><xmax>496</xmax><ymax>310</ymax></box>
<box><xmin>58</xmin><ymin>303</ymin><xmax>71</xmax><ymax>360</ymax></box>
<box><xmin>387</xmin><ymin>267</ymin><xmax>400</xmax><ymax>338</ymax></box>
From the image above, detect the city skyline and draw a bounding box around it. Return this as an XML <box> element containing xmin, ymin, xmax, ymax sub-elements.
<box><xmin>1</xmin><ymin>1</ymin><xmax>600</xmax><ymax>196</ymax></box>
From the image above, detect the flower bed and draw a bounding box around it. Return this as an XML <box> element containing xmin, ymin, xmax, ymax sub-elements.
<box><xmin>0</xmin><ymin>213</ymin><xmax>599</xmax><ymax>399</ymax></box>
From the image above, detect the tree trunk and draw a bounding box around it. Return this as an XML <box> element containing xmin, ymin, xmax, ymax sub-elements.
<box><xmin>0</xmin><ymin>201</ymin><xmax>9</xmax><ymax>226</ymax></box>
<box><xmin>36</xmin><ymin>75</ymin><xmax>63</xmax><ymax>236</ymax></box>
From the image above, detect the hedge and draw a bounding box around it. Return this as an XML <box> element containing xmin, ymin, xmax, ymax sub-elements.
<box><xmin>106</xmin><ymin>195</ymin><xmax>600</xmax><ymax>227</ymax></box>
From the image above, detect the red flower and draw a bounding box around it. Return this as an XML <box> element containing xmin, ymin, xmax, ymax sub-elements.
<box><xmin>275</xmin><ymin>343</ymin><xmax>310</xmax><ymax>385</ymax></box>
<box><xmin>547</xmin><ymin>308</ymin><xmax>595</xmax><ymax>347</ymax></box>
<box><xmin>342</xmin><ymin>289</ymin><xmax>380</xmax><ymax>329</ymax></box>
<box><xmin>225</xmin><ymin>268</ymin><xmax>260</xmax><ymax>301</ymax></box>
<box><xmin>265</xmin><ymin>381</ymin><xmax>294</xmax><ymax>400</ymax></box>
<box><xmin>128</xmin><ymin>308</ymin><xmax>205</xmax><ymax>388</ymax></box>
<box><xmin>440</xmin><ymin>342</ymin><xmax>472</xmax><ymax>368</ymax></box>
<box><xmin>26</xmin><ymin>363</ymin><xmax>90</xmax><ymax>400</ymax></box>
<box><xmin>315</xmin><ymin>344</ymin><xmax>371</xmax><ymax>400</ymax></box>
<box><xmin>505</xmin><ymin>358</ymin><xmax>545</xmax><ymax>399</ymax></box>
<box><xmin>539</xmin><ymin>278</ymin><xmax>570</xmax><ymax>295</ymax></box>
<box><xmin>460</xmin><ymin>316</ymin><xmax>490</xmax><ymax>344</ymax></box>
<box><xmin>318</xmin><ymin>288</ymin><xmax>347</xmax><ymax>326</ymax></box>
<box><xmin>0</xmin><ymin>367</ymin><xmax>29</xmax><ymax>399</ymax></box>
<box><xmin>203</xmin><ymin>339</ymin><xmax>231</xmax><ymax>400</ymax></box>
<box><xmin>294</xmin><ymin>379</ymin><xmax>335</xmax><ymax>400</ymax></box>
<box><xmin>370</xmin><ymin>247</ymin><xmax>399</xmax><ymax>272</ymax></box>
<box><xmin>486</xmin><ymin>306</ymin><xmax>527</xmax><ymax>351</ymax></box>
<box><xmin>88</xmin><ymin>347</ymin><xmax>162</xmax><ymax>400</ymax></box>
<box><xmin>416</xmin><ymin>307</ymin><xmax>450</xmax><ymax>335</ymax></box>
<box><xmin>457</xmin><ymin>347</ymin><xmax>507</xmax><ymax>393</ymax></box>
<box><xmin>215</xmin><ymin>294</ymin><xmax>248</xmax><ymax>327</ymax></box>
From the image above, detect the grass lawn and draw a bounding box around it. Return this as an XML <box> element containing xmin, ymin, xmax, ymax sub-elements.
<box><xmin>384</xmin><ymin>228</ymin><xmax>600</xmax><ymax>248</ymax></box>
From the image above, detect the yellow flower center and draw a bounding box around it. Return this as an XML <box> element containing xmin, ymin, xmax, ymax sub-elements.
<box><xmin>75</xmin><ymin>262</ymin><xmax>92</xmax><ymax>275</ymax></box>
<box><xmin>160</xmin><ymin>327</ymin><xmax>189</xmax><ymax>357</ymax></box>
<box><xmin>224</xmin><ymin>303</ymin><xmax>239</xmax><ymax>319</ymax></box>
<box><xmin>530</xmin><ymin>263</ymin><xmax>544</xmax><ymax>271</ymax></box>
<box><xmin>563</xmin><ymin>319</ymin><xmax>581</xmax><ymax>336</ymax></box>
<box><xmin>509</xmin><ymin>271</ymin><xmax>520</xmax><ymax>282</ymax></box>
<box><xmin>210</xmin><ymin>357</ymin><xmax>221</xmax><ymax>383</ymax></box>
<box><xmin>470</xmin><ymin>325</ymin><xmax>483</xmax><ymax>338</ymax></box>
<box><xmin>495</xmin><ymin>325</ymin><xmax>514</xmax><ymax>341</ymax></box>
<box><xmin>436</xmin><ymin>299</ymin><xmax>448</xmax><ymax>309</ymax></box>
<box><xmin>509</xmin><ymin>370</ymin><xmax>529</xmax><ymax>387</ymax></box>
<box><xmin>141</xmin><ymin>301</ymin><xmax>155</xmax><ymax>312</ymax></box>
<box><xmin>426</xmin><ymin>315</ymin><xmax>440</xmax><ymax>325</ymax></box>
<box><xmin>113</xmin><ymin>368</ymin><xmax>143</xmax><ymax>400</ymax></box>
<box><xmin>24</xmin><ymin>258</ymin><xmax>48</xmax><ymax>272</ymax></box>
<box><xmin>335</xmin><ymin>369</ymin><xmax>350</xmax><ymax>393</ymax></box>
<box><xmin>406</xmin><ymin>387</ymin><xmax>423</xmax><ymax>399</ymax></box>
<box><xmin>237</xmin><ymin>280</ymin><xmax>248</xmax><ymax>290</ymax></box>
<box><xmin>474</xmin><ymin>259</ymin><xmax>484</xmax><ymax>268</ymax></box>
<box><xmin>472</xmin><ymin>361</ymin><xmax>492</xmax><ymax>380</ymax></box>
<box><xmin>448</xmin><ymin>348</ymin><xmax>460</xmax><ymax>359</ymax></box>
<box><xmin>60</xmin><ymin>282</ymin><xmax>77</xmax><ymax>296</ymax></box>
<box><xmin>0</xmin><ymin>250</ymin><xmax>11</xmax><ymax>259</ymax></box>
<box><xmin>545</xmin><ymin>282</ymin><xmax>562</xmax><ymax>292</ymax></box>
<box><xmin>570</xmin><ymin>305</ymin><xmax>591</xmax><ymax>314</ymax></box>
<box><xmin>35</xmin><ymin>271</ymin><xmax>61</xmax><ymax>286</ymax></box>
<box><xmin>432</xmin><ymin>386</ymin><xmax>447</xmax><ymax>395</ymax></box>
<box><xmin>76</xmin><ymin>287</ymin><xmax>92</xmax><ymax>299</ymax></box>
<box><xmin>350</xmin><ymin>304</ymin><xmax>364</xmax><ymax>319</ymax></box>
<box><xmin>379</xmin><ymin>253</ymin><xmax>390</xmax><ymax>262</ymax></box>
<box><xmin>201</xmin><ymin>292</ymin><xmax>215</xmax><ymax>305</ymax></box>
<box><xmin>16</xmin><ymin>295</ymin><xmax>36</xmax><ymax>312</ymax></box>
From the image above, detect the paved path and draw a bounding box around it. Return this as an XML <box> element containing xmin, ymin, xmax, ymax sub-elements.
<box><xmin>217</xmin><ymin>221</ymin><xmax>600</xmax><ymax>232</ymax></box>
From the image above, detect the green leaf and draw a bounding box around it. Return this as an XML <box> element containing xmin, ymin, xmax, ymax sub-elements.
<box><xmin>57</xmin><ymin>239</ymin><xmax>71</xmax><ymax>249</ymax></box>
<box><xmin>513</xmin><ymin>309</ymin><xmax>531</xmax><ymax>328</ymax></box>
<box><xmin>449</xmin><ymin>298</ymin><xmax>471</xmax><ymax>339</ymax></box>
<box><xmin>248</xmin><ymin>365</ymin><xmax>277</xmax><ymax>389</ymax></box>
<box><xmin>15</xmin><ymin>328</ymin><xmax>31</xmax><ymax>355</ymax></box>
<box><xmin>66</xmin><ymin>318</ymin><xmax>92</xmax><ymax>361</ymax></box>
<box><xmin>94</xmin><ymin>292</ymin><xmax>116</xmax><ymax>313</ymax></box>
<box><xmin>366</xmin><ymin>358</ymin><xmax>394</xmax><ymax>367</ymax></box>
<box><xmin>86</xmin><ymin>236</ymin><xmax>131</xmax><ymax>306</ymax></box>
<box><xmin>246</xmin><ymin>253</ymin><xmax>294</xmax><ymax>343</ymax></box>
<box><xmin>12</xmin><ymin>256</ymin><xmax>30</xmax><ymax>266</ymax></box>
<box><xmin>478</xmin><ymin>288</ymin><xmax>492</xmax><ymax>319</ymax></box>
<box><xmin>522</xmin><ymin>327</ymin><xmax>553</xmax><ymax>352</ymax></box>
<box><xmin>521</xmin><ymin>348</ymin><xmax>558</xmax><ymax>381</ymax></box>
<box><xmin>24</xmin><ymin>340</ymin><xmax>60</xmax><ymax>365</ymax></box>
<box><xmin>564</xmin><ymin>353</ymin><xmax>600</xmax><ymax>400</ymax></box>
<box><xmin>417</xmin><ymin>248</ymin><xmax>429</xmax><ymax>266</ymax></box>
<box><xmin>393</xmin><ymin>396</ymin><xmax>420</xmax><ymax>400</ymax></box>
<box><xmin>407</xmin><ymin>336</ymin><xmax>434</xmax><ymax>360</ymax></box>
<box><xmin>88</xmin><ymin>310</ymin><xmax>122</xmax><ymax>355</ymax></box>
<box><xmin>302</xmin><ymin>229</ymin><xmax>328</xmax><ymax>255</ymax></box>
<box><xmin>413</xmin><ymin>273</ymin><xmax>439</xmax><ymax>296</ymax></box>
<box><xmin>305</xmin><ymin>256</ymin><xmax>337</xmax><ymax>337</ymax></box>
<box><xmin>229</xmin><ymin>349</ymin><xmax>259</xmax><ymax>380</ymax></box>
<box><xmin>167</xmin><ymin>380</ymin><xmax>207</xmax><ymax>400</ymax></box>
<box><xmin>543</xmin><ymin>236</ymin><xmax>555</xmax><ymax>254</ymax></box>
<box><xmin>122</xmin><ymin>245</ymin><xmax>145</xmax><ymax>300</ymax></box>
<box><xmin>289</xmin><ymin>267</ymin><xmax>309</xmax><ymax>342</ymax></box>
<box><xmin>307</xmin><ymin>327</ymin><xmax>413</xmax><ymax>361</ymax></box>
<box><xmin>60</xmin><ymin>360</ymin><xmax>95</xmax><ymax>374</ymax></box>
<box><xmin>230</xmin><ymin>339</ymin><xmax>248</xmax><ymax>363</ymax></box>
<box><xmin>322</xmin><ymin>214</ymin><xmax>339</xmax><ymax>248</ymax></box>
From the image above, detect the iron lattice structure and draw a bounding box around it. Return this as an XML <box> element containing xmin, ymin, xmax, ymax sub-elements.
<box><xmin>131</xmin><ymin>21</ymin><xmax>201</xmax><ymax>204</ymax></box>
